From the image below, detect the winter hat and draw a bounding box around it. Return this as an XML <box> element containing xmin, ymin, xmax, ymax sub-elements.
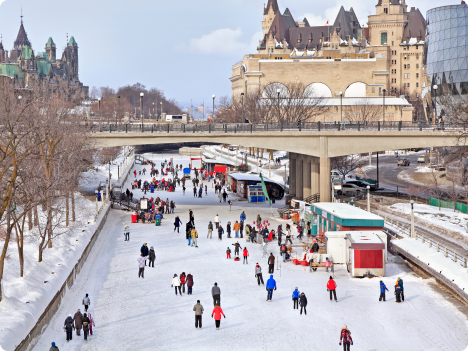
<box><xmin>174</xmin><ymin>274</ymin><xmax>177</xmax><ymax>276</ymax></box>
<box><xmin>52</xmin><ymin>342</ymin><xmax>56</xmax><ymax>346</ymax></box>
<box><xmin>329</xmin><ymin>276</ymin><xmax>333</xmax><ymax>279</ymax></box>
<box><xmin>342</xmin><ymin>325</ymin><xmax>348</xmax><ymax>330</ymax></box>
<box><xmin>295</xmin><ymin>287</ymin><xmax>298</xmax><ymax>290</ymax></box>
<box><xmin>69</xmin><ymin>314</ymin><xmax>72</xmax><ymax>317</ymax></box>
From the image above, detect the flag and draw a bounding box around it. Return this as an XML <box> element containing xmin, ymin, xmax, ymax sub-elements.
<box><xmin>259</xmin><ymin>173</ymin><xmax>271</xmax><ymax>206</ymax></box>
<box><xmin>325</xmin><ymin>20</ymin><xmax>328</xmax><ymax>28</ymax></box>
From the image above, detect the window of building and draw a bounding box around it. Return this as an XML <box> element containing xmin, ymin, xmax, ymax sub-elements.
<box><xmin>379</xmin><ymin>87</ymin><xmax>382</xmax><ymax>95</ymax></box>
<box><xmin>416</xmin><ymin>83</ymin><xmax>419</xmax><ymax>88</ymax></box>
<box><xmin>404</xmin><ymin>83</ymin><xmax>406</xmax><ymax>87</ymax></box>
<box><xmin>392</xmin><ymin>41</ymin><xmax>394</xmax><ymax>46</ymax></box>
<box><xmin>404</xmin><ymin>74</ymin><xmax>407</xmax><ymax>78</ymax></box>
<box><xmin>403</xmin><ymin>46</ymin><xmax>406</xmax><ymax>50</ymax></box>
<box><xmin>416</xmin><ymin>46</ymin><xmax>418</xmax><ymax>50</ymax></box>
<box><xmin>416</xmin><ymin>64</ymin><xmax>419</xmax><ymax>68</ymax></box>
<box><xmin>404</xmin><ymin>55</ymin><xmax>407</xmax><ymax>60</ymax></box>
<box><xmin>416</xmin><ymin>54</ymin><xmax>419</xmax><ymax>59</ymax></box>
<box><xmin>416</xmin><ymin>73</ymin><xmax>419</xmax><ymax>78</ymax></box>
<box><xmin>416</xmin><ymin>93</ymin><xmax>419</xmax><ymax>98</ymax></box>
<box><xmin>372</xmin><ymin>87</ymin><xmax>375</xmax><ymax>93</ymax></box>
<box><xmin>404</xmin><ymin>64</ymin><xmax>406</xmax><ymax>69</ymax></box>
<box><xmin>384</xmin><ymin>8</ymin><xmax>388</xmax><ymax>14</ymax></box>
<box><xmin>381</xmin><ymin>32</ymin><xmax>387</xmax><ymax>45</ymax></box>
<box><xmin>407</xmin><ymin>64</ymin><xmax>410</xmax><ymax>69</ymax></box>
<box><xmin>342</xmin><ymin>56</ymin><xmax>351</xmax><ymax>59</ymax></box>
<box><xmin>356</xmin><ymin>56</ymin><xmax>363</xmax><ymax>59</ymax></box>
<box><xmin>407</xmin><ymin>83</ymin><xmax>410</xmax><ymax>87</ymax></box>
<box><xmin>326</xmin><ymin>56</ymin><xmax>332</xmax><ymax>59</ymax></box>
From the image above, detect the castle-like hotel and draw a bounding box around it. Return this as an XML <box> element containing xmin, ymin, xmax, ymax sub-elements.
<box><xmin>0</xmin><ymin>18</ymin><xmax>88</xmax><ymax>99</ymax></box>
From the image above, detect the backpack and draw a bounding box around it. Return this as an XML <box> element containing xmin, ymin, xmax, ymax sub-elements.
<box><xmin>208</xmin><ymin>223</ymin><xmax>213</xmax><ymax>230</ymax></box>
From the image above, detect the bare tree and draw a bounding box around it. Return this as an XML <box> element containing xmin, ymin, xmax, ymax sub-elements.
<box><xmin>331</xmin><ymin>154</ymin><xmax>367</xmax><ymax>180</ymax></box>
<box><xmin>347</xmin><ymin>100</ymin><xmax>380</xmax><ymax>123</ymax></box>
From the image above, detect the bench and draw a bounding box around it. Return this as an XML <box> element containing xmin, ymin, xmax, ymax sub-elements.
<box><xmin>309</xmin><ymin>262</ymin><xmax>333</xmax><ymax>272</ymax></box>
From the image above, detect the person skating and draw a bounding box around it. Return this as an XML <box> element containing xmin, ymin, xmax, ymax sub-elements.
<box><xmin>292</xmin><ymin>287</ymin><xmax>300</xmax><ymax>309</ymax></box>
<box><xmin>193</xmin><ymin>300</ymin><xmax>204</xmax><ymax>328</ymax></box>
<box><xmin>233</xmin><ymin>221</ymin><xmax>240</xmax><ymax>238</ymax></box>
<box><xmin>186</xmin><ymin>221</ymin><xmax>193</xmax><ymax>246</ymax></box>
<box><xmin>327</xmin><ymin>276</ymin><xmax>338</xmax><ymax>302</ymax></box>
<box><xmin>211</xmin><ymin>305</ymin><xmax>225</xmax><ymax>330</ymax></box>
<box><xmin>281</xmin><ymin>244</ymin><xmax>287</xmax><ymax>262</ymax></box>
<box><xmin>339</xmin><ymin>325</ymin><xmax>353</xmax><ymax>351</ymax></box>
<box><xmin>226</xmin><ymin>247</ymin><xmax>231</xmax><ymax>259</ymax></box>
<box><xmin>243</xmin><ymin>247</ymin><xmax>249</xmax><ymax>264</ymax></box>
<box><xmin>82</xmin><ymin>313</ymin><xmax>90</xmax><ymax>341</ymax></box>
<box><xmin>277</xmin><ymin>225</ymin><xmax>283</xmax><ymax>246</ymax></box>
<box><xmin>232</xmin><ymin>242</ymin><xmax>242</xmax><ymax>258</ymax></box>
<box><xmin>226</xmin><ymin>221</ymin><xmax>232</xmax><ymax>238</ymax></box>
<box><xmin>218</xmin><ymin>189</ymin><xmax>223</xmax><ymax>202</ymax></box>
<box><xmin>218</xmin><ymin>224</ymin><xmax>224</xmax><ymax>240</ymax></box>
<box><xmin>123</xmin><ymin>222</ymin><xmax>130</xmax><ymax>241</ymax></box>
<box><xmin>398</xmin><ymin>277</ymin><xmax>404</xmax><ymax>302</ymax></box>
<box><xmin>88</xmin><ymin>312</ymin><xmax>95</xmax><ymax>336</ymax></box>
<box><xmin>395</xmin><ymin>282</ymin><xmax>402</xmax><ymax>303</ymax></box>
<box><xmin>138</xmin><ymin>254</ymin><xmax>145</xmax><ymax>278</ymax></box>
<box><xmin>191</xmin><ymin>227</ymin><xmax>199</xmax><ymax>248</ymax></box>
<box><xmin>255</xmin><ymin>263</ymin><xmax>264</xmax><ymax>285</ymax></box>
<box><xmin>207</xmin><ymin>221</ymin><xmax>213</xmax><ymax>239</ymax></box>
<box><xmin>180</xmin><ymin>272</ymin><xmax>186</xmax><ymax>293</ymax></box>
<box><xmin>266</xmin><ymin>275</ymin><xmax>277</xmax><ymax>301</ymax></box>
<box><xmin>187</xmin><ymin>273</ymin><xmax>194</xmax><ymax>294</ymax></box>
<box><xmin>174</xmin><ymin>216</ymin><xmax>182</xmax><ymax>233</ymax></box>
<box><xmin>148</xmin><ymin>246</ymin><xmax>156</xmax><ymax>267</ymax></box>
<box><xmin>222</xmin><ymin>190</ymin><xmax>228</xmax><ymax>202</ymax></box>
<box><xmin>379</xmin><ymin>280</ymin><xmax>389</xmax><ymax>302</ymax></box>
<box><xmin>268</xmin><ymin>253</ymin><xmax>275</xmax><ymax>273</ymax></box>
<box><xmin>240</xmin><ymin>211</ymin><xmax>246</xmax><ymax>222</ymax></box>
<box><xmin>299</xmin><ymin>292</ymin><xmax>307</xmax><ymax>315</ymax></box>
<box><xmin>239</xmin><ymin>220</ymin><xmax>244</xmax><ymax>238</ymax></box>
<box><xmin>286</xmin><ymin>228</ymin><xmax>293</xmax><ymax>245</ymax></box>
<box><xmin>82</xmin><ymin>294</ymin><xmax>90</xmax><ymax>312</ymax></box>
<box><xmin>193</xmin><ymin>186</ymin><xmax>197</xmax><ymax>197</ymax></box>
<box><xmin>49</xmin><ymin>342</ymin><xmax>59</xmax><ymax>351</ymax></box>
<box><xmin>141</xmin><ymin>243</ymin><xmax>149</xmax><ymax>266</ymax></box>
<box><xmin>73</xmin><ymin>309</ymin><xmax>83</xmax><ymax>336</ymax></box>
<box><xmin>64</xmin><ymin>314</ymin><xmax>74</xmax><ymax>341</ymax></box>
<box><xmin>212</xmin><ymin>283</ymin><xmax>221</xmax><ymax>306</ymax></box>
<box><xmin>214</xmin><ymin>214</ymin><xmax>220</xmax><ymax>229</ymax></box>
<box><xmin>172</xmin><ymin>274</ymin><xmax>182</xmax><ymax>295</ymax></box>
<box><xmin>311</xmin><ymin>240</ymin><xmax>319</xmax><ymax>253</ymax></box>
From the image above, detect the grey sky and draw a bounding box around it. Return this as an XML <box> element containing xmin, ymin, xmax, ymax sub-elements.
<box><xmin>0</xmin><ymin>0</ymin><xmax>459</xmax><ymax>109</ymax></box>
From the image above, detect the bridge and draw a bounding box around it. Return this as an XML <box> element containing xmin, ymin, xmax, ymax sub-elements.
<box><xmin>91</xmin><ymin>122</ymin><xmax>464</xmax><ymax>202</ymax></box>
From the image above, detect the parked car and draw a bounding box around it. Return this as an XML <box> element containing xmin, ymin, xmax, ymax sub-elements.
<box><xmin>417</xmin><ymin>155</ymin><xmax>428</xmax><ymax>163</ymax></box>
<box><xmin>337</xmin><ymin>183</ymin><xmax>361</xmax><ymax>196</ymax></box>
<box><xmin>331</xmin><ymin>170</ymin><xmax>343</xmax><ymax>178</ymax></box>
<box><xmin>346</xmin><ymin>180</ymin><xmax>377</xmax><ymax>191</ymax></box>
<box><xmin>397</xmin><ymin>158</ymin><xmax>410</xmax><ymax>166</ymax></box>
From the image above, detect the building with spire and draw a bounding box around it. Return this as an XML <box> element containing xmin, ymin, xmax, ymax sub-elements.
<box><xmin>0</xmin><ymin>16</ymin><xmax>88</xmax><ymax>100</ymax></box>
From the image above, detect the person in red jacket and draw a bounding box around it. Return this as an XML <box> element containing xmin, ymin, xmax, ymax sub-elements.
<box><xmin>243</xmin><ymin>247</ymin><xmax>249</xmax><ymax>264</ymax></box>
<box><xmin>327</xmin><ymin>276</ymin><xmax>337</xmax><ymax>302</ymax></box>
<box><xmin>180</xmin><ymin>272</ymin><xmax>186</xmax><ymax>294</ymax></box>
<box><xmin>339</xmin><ymin>325</ymin><xmax>353</xmax><ymax>350</ymax></box>
<box><xmin>211</xmin><ymin>305</ymin><xmax>225</xmax><ymax>330</ymax></box>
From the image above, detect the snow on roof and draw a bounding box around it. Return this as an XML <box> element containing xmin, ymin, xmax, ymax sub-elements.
<box><xmin>351</xmin><ymin>37</ymin><xmax>359</xmax><ymax>46</ymax></box>
<box><xmin>401</xmin><ymin>38</ymin><xmax>425</xmax><ymax>46</ymax></box>
<box><xmin>203</xmin><ymin>157</ymin><xmax>236</xmax><ymax>166</ymax></box>
<box><xmin>228</xmin><ymin>172</ymin><xmax>282</xmax><ymax>186</ymax></box>
<box><xmin>347</xmin><ymin>231</ymin><xmax>385</xmax><ymax>244</ymax></box>
<box><xmin>313</xmin><ymin>203</ymin><xmax>383</xmax><ymax>221</ymax></box>
<box><xmin>290</xmin><ymin>47</ymin><xmax>304</xmax><ymax>56</ymax></box>
<box><xmin>275</xmin><ymin>39</ymin><xmax>283</xmax><ymax>48</ymax></box>
<box><xmin>306</xmin><ymin>49</ymin><xmax>315</xmax><ymax>56</ymax></box>
<box><xmin>339</xmin><ymin>38</ymin><xmax>349</xmax><ymax>46</ymax></box>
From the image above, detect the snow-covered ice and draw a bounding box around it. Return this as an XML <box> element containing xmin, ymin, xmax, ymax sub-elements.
<box><xmin>28</xmin><ymin>154</ymin><xmax>468</xmax><ymax>351</ymax></box>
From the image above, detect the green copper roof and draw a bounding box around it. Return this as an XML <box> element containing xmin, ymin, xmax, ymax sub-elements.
<box><xmin>68</xmin><ymin>36</ymin><xmax>77</xmax><ymax>47</ymax></box>
<box><xmin>36</xmin><ymin>61</ymin><xmax>52</xmax><ymax>77</ymax></box>
<box><xmin>0</xmin><ymin>64</ymin><xmax>23</xmax><ymax>78</ymax></box>
<box><xmin>46</xmin><ymin>37</ymin><xmax>55</xmax><ymax>47</ymax></box>
<box><xmin>22</xmin><ymin>45</ymin><xmax>33</xmax><ymax>60</ymax></box>
<box><xmin>37</xmin><ymin>52</ymin><xmax>48</xmax><ymax>60</ymax></box>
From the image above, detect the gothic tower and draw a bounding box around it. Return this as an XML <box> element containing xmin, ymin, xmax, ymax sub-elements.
<box><xmin>45</xmin><ymin>37</ymin><xmax>56</xmax><ymax>62</ymax></box>
<box><xmin>262</xmin><ymin>0</ymin><xmax>279</xmax><ymax>36</ymax></box>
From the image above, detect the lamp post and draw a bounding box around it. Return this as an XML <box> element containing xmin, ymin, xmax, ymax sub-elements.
<box><xmin>212</xmin><ymin>94</ymin><xmax>216</xmax><ymax>121</ymax></box>
<box><xmin>276</xmin><ymin>88</ymin><xmax>281</xmax><ymax>121</ymax></box>
<box><xmin>117</xmin><ymin>95</ymin><xmax>120</xmax><ymax>126</ymax></box>
<box><xmin>140</xmin><ymin>92</ymin><xmax>144</xmax><ymax>130</ymax></box>
<box><xmin>160</xmin><ymin>101</ymin><xmax>163</xmax><ymax>119</ymax></box>
<box><xmin>339</xmin><ymin>91</ymin><xmax>343</xmax><ymax>123</ymax></box>
<box><xmin>98</xmin><ymin>97</ymin><xmax>101</xmax><ymax>131</ymax></box>
<box><xmin>410</xmin><ymin>199</ymin><xmax>415</xmax><ymax>238</ymax></box>
<box><xmin>152</xmin><ymin>102</ymin><xmax>155</xmax><ymax>119</ymax></box>
<box><xmin>367</xmin><ymin>185</ymin><xmax>370</xmax><ymax>212</ymax></box>
<box><xmin>241</xmin><ymin>92</ymin><xmax>244</xmax><ymax>122</ymax></box>
<box><xmin>382</xmin><ymin>89</ymin><xmax>387</xmax><ymax>123</ymax></box>
<box><xmin>433</xmin><ymin>85</ymin><xmax>438</xmax><ymax>123</ymax></box>
<box><xmin>95</xmin><ymin>190</ymin><xmax>98</xmax><ymax>217</ymax></box>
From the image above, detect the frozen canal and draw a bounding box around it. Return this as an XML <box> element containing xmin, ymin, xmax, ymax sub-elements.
<box><xmin>33</xmin><ymin>153</ymin><xmax>468</xmax><ymax>350</ymax></box>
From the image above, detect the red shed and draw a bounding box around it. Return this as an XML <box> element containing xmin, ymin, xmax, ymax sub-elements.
<box><xmin>347</xmin><ymin>232</ymin><xmax>386</xmax><ymax>277</ymax></box>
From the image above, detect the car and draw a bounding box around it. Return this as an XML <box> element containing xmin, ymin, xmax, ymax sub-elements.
<box><xmin>346</xmin><ymin>180</ymin><xmax>377</xmax><ymax>191</ymax></box>
<box><xmin>337</xmin><ymin>183</ymin><xmax>361</xmax><ymax>196</ymax></box>
<box><xmin>397</xmin><ymin>158</ymin><xmax>410</xmax><ymax>166</ymax></box>
<box><xmin>331</xmin><ymin>170</ymin><xmax>343</xmax><ymax>178</ymax></box>
<box><xmin>417</xmin><ymin>155</ymin><xmax>428</xmax><ymax>163</ymax></box>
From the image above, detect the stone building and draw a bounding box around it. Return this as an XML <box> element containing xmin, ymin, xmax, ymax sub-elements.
<box><xmin>0</xmin><ymin>19</ymin><xmax>88</xmax><ymax>100</ymax></box>
<box><xmin>230</xmin><ymin>0</ymin><xmax>427</xmax><ymax>121</ymax></box>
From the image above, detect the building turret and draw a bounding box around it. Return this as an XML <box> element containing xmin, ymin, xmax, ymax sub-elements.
<box><xmin>45</xmin><ymin>37</ymin><xmax>56</xmax><ymax>62</ymax></box>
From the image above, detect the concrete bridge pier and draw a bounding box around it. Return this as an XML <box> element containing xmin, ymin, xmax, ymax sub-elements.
<box><xmin>289</xmin><ymin>153</ymin><xmax>322</xmax><ymax>202</ymax></box>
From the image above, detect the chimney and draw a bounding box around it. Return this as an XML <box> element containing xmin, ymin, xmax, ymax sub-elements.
<box><xmin>462</xmin><ymin>1</ymin><xmax>466</xmax><ymax>4</ymax></box>
<box><xmin>411</xmin><ymin>7</ymin><xmax>415</xmax><ymax>11</ymax></box>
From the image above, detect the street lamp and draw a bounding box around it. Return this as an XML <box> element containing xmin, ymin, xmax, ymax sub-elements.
<box><xmin>276</xmin><ymin>88</ymin><xmax>281</xmax><ymax>121</ymax></box>
<box><xmin>382</xmin><ymin>89</ymin><xmax>387</xmax><ymax>123</ymax></box>
<box><xmin>367</xmin><ymin>185</ymin><xmax>370</xmax><ymax>212</ymax></box>
<box><xmin>160</xmin><ymin>101</ymin><xmax>163</xmax><ymax>119</ymax></box>
<box><xmin>140</xmin><ymin>92</ymin><xmax>144</xmax><ymax>130</ymax></box>
<box><xmin>339</xmin><ymin>91</ymin><xmax>343</xmax><ymax>123</ymax></box>
<box><xmin>410</xmin><ymin>199</ymin><xmax>415</xmax><ymax>238</ymax></box>
<box><xmin>212</xmin><ymin>95</ymin><xmax>216</xmax><ymax>121</ymax></box>
<box><xmin>241</xmin><ymin>92</ymin><xmax>244</xmax><ymax>122</ymax></box>
<box><xmin>433</xmin><ymin>85</ymin><xmax>438</xmax><ymax>123</ymax></box>
<box><xmin>152</xmin><ymin>102</ymin><xmax>155</xmax><ymax>119</ymax></box>
<box><xmin>98</xmin><ymin>97</ymin><xmax>101</xmax><ymax>131</ymax></box>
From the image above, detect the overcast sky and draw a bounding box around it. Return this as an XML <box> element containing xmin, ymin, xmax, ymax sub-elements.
<box><xmin>0</xmin><ymin>0</ymin><xmax>459</xmax><ymax>108</ymax></box>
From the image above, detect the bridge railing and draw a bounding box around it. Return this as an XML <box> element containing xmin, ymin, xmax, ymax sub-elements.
<box><xmin>89</xmin><ymin>121</ymin><xmax>461</xmax><ymax>134</ymax></box>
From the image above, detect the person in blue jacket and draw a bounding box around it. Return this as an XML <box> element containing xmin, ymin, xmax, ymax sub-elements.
<box><xmin>292</xmin><ymin>287</ymin><xmax>300</xmax><ymax>309</ymax></box>
<box><xmin>379</xmin><ymin>280</ymin><xmax>389</xmax><ymax>301</ymax></box>
<box><xmin>141</xmin><ymin>243</ymin><xmax>149</xmax><ymax>266</ymax></box>
<box><xmin>266</xmin><ymin>275</ymin><xmax>277</xmax><ymax>301</ymax></box>
<box><xmin>240</xmin><ymin>211</ymin><xmax>246</xmax><ymax>222</ymax></box>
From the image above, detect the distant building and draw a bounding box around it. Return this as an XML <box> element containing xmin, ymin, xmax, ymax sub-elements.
<box><xmin>0</xmin><ymin>17</ymin><xmax>88</xmax><ymax>100</ymax></box>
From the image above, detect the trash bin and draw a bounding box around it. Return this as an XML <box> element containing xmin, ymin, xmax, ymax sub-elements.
<box><xmin>155</xmin><ymin>218</ymin><xmax>161</xmax><ymax>226</ymax></box>
<box><xmin>151</xmin><ymin>186</ymin><xmax>154</xmax><ymax>193</ymax></box>
<box><xmin>131</xmin><ymin>214</ymin><xmax>137</xmax><ymax>223</ymax></box>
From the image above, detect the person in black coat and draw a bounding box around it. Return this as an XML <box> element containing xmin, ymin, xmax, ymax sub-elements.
<box><xmin>64</xmin><ymin>315</ymin><xmax>74</xmax><ymax>341</ymax></box>
<box><xmin>148</xmin><ymin>247</ymin><xmax>156</xmax><ymax>267</ymax></box>
<box><xmin>218</xmin><ymin>225</ymin><xmax>224</xmax><ymax>240</ymax></box>
<box><xmin>311</xmin><ymin>241</ymin><xmax>320</xmax><ymax>253</ymax></box>
<box><xmin>82</xmin><ymin>313</ymin><xmax>91</xmax><ymax>341</ymax></box>
<box><xmin>174</xmin><ymin>216</ymin><xmax>182</xmax><ymax>233</ymax></box>
<box><xmin>299</xmin><ymin>292</ymin><xmax>308</xmax><ymax>315</ymax></box>
<box><xmin>141</xmin><ymin>243</ymin><xmax>149</xmax><ymax>266</ymax></box>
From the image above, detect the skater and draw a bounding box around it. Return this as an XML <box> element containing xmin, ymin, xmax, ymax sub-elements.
<box><xmin>379</xmin><ymin>280</ymin><xmax>389</xmax><ymax>301</ymax></box>
<box><xmin>292</xmin><ymin>287</ymin><xmax>300</xmax><ymax>309</ymax></box>
<box><xmin>73</xmin><ymin>309</ymin><xmax>83</xmax><ymax>336</ymax></box>
<box><xmin>88</xmin><ymin>312</ymin><xmax>95</xmax><ymax>336</ymax></box>
<box><xmin>395</xmin><ymin>282</ymin><xmax>402</xmax><ymax>303</ymax></box>
<box><xmin>226</xmin><ymin>221</ymin><xmax>231</xmax><ymax>238</ymax></box>
<box><xmin>239</xmin><ymin>220</ymin><xmax>244</xmax><ymax>238</ymax></box>
<box><xmin>214</xmin><ymin>214</ymin><xmax>220</xmax><ymax>229</ymax></box>
<box><xmin>339</xmin><ymin>325</ymin><xmax>353</xmax><ymax>351</ymax></box>
<box><xmin>277</xmin><ymin>227</ymin><xmax>283</xmax><ymax>246</ymax></box>
<box><xmin>218</xmin><ymin>224</ymin><xmax>224</xmax><ymax>240</ymax></box>
<box><xmin>240</xmin><ymin>211</ymin><xmax>246</xmax><ymax>222</ymax></box>
<box><xmin>218</xmin><ymin>190</ymin><xmax>223</xmax><ymax>203</ymax></box>
<box><xmin>64</xmin><ymin>314</ymin><xmax>74</xmax><ymax>341</ymax></box>
<box><xmin>205</xmin><ymin>185</ymin><xmax>208</xmax><ymax>196</ymax></box>
<box><xmin>266</xmin><ymin>275</ymin><xmax>277</xmax><ymax>301</ymax></box>
<box><xmin>82</xmin><ymin>294</ymin><xmax>90</xmax><ymax>312</ymax></box>
<box><xmin>191</xmin><ymin>226</ymin><xmax>199</xmax><ymax>248</ymax></box>
<box><xmin>286</xmin><ymin>228</ymin><xmax>293</xmax><ymax>245</ymax></box>
<box><xmin>255</xmin><ymin>263</ymin><xmax>264</xmax><ymax>285</ymax></box>
<box><xmin>182</xmin><ymin>185</ymin><xmax>186</xmax><ymax>194</ymax></box>
<box><xmin>193</xmin><ymin>300</ymin><xmax>204</xmax><ymax>328</ymax></box>
<box><xmin>187</xmin><ymin>272</ymin><xmax>194</xmax><ymax>294</ymax></box>
<box><xmin>311</xmin><ymin>240</ymin><xmax>319</xmax><ymax>253</ymax></box>
<box><xmin>232</xmin><ymin>241</ymin><xmax>242</xmax><ymax>258</ymax></box>
<box><xmin>327</xmin><ymin>276</ymin><xmax>337</xmax><ymax>302</ymax></box>
<box><xmin>268</xmin><ymin>253</ymin><xmax>275</xmax><ymax>273</ymax></box>
<box><xmin>180</xmin><ymin>272</ymin><xmax>186</xmax><ymax>293</ymax></box>
<box><xmin>207</xmin><ymin>221</ymin><xmax>213</xmax><ymax>239</ymax></box>
<box><xmin>141</xmin><ymin>243</ymin><xmax>149</xmax><ymax>265</ymax></box>
<box><xmin>325</xmin><ymin>257</ymin><xmax>330</xmax><ymax>272</ymax></box>
<box><xmin>222</xmin><ymin>190</ymin><xmax>228</xmax><ymax>202</ymax></box>
<box><xmin>123</xmin><ymin>222</ymin><xmax>130</xmax><ymax>241</ymax></box>
<box><xmin>50</xmin><ymin>342</ymin><xmax>59</xmax><ymax>351</ymax></box>
<box><xmin>233</xmin><ymin>221</ymin><xmax>240</xmax><ymax>238</ymax></box>
<box><xmin>172</xmin><ymin>274</ymin><xmax>182</xmax><ymax>295</ymax></box>
<box><xmin>212</xmin><ymin>283</ymin><xmax>221</xmax><ymax>306</ymax></box>
<box><xmin>138</xmin><ymin>254</ymin><xmax>145</xmax><ymax>278</ymax></box>
<box><xmin>211</xmin><ymin>305</ymin><xmax>225</xmax><ymax>329</ymax></box>
<box><xmin>148</xmin><ymin>246</ymin><xmax>156</xmax><ymax>267</ymax></box>
<box><xmin>82</xmin><ymin>313</ymin><xmax>90</xmax><ymax>341</ymax></box>
<box><xmin>398</xmin><ymin>277</ymin><xmax>404</xmax><ymax>302</ymax></box>
<box><xmin>228</xmin><ymin>199</ymin><xmax>232</xmax><ymax>210</ymax></box>
<box><xmin>299</xmin><ymin>292</ymin><xmax>307</xmax><ymax>315</ymax></box>
<box><xmin>281</xmin><ymin>244</ymin><xmax>287</xmax><ymax>262</ymax></box>
<box><xmin>243</xmin><ymin>247</ymin><xmax>249</xmax><ymax>264</ymax></box>
<box><xmin>193</xmin><ymin>186</ymin><xmax>197</xmax><ymax>197</ymax></box>
<box><xmin>174</xmin><ymin>216</ymin><xmax>182</xmax><ymax>233</ymax></box>
<box><xmin>226</xmin><ymin>247</ymin><xmax>231</xmax><ymax>259</ymax></box>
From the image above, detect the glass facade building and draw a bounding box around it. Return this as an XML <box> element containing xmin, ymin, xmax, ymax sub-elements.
<box><xmin>425</xmin><ymin>4</ymin><xmax>468</xmax><ymax>96</ymax></box>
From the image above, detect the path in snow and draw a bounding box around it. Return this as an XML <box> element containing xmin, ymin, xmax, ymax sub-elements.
<box><xmin>32</xmin><ymin>154</ymin><xmax>468</xmax><ymax>351</ymax></box>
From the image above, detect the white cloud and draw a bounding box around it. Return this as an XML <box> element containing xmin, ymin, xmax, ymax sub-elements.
<box><xmin>179</xmin><ymin>28</ymin><xmax>263</xmax><ymax>56</ymax></box>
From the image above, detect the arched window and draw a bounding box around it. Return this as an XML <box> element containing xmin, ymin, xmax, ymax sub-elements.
<box><xmin>262</xmin><ymin>83</ymin><xmax>290</xmax><ymax>98</ymax></box>
<box><xmin>381</xmin><ymin>32</ymin><xmax>387</xmax><ymax>45</ymax></box>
